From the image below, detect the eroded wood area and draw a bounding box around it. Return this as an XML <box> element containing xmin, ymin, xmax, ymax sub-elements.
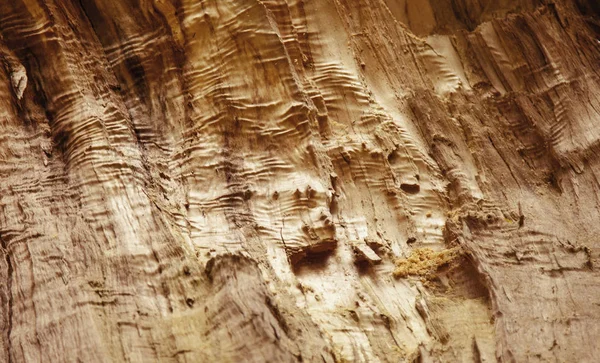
<box><xmin>0</xmin><ymin>0</ymin><xmax>598</xmax><ymax>361</ymax></box>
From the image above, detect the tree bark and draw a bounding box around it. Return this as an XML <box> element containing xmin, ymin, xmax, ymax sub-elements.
<box><xmin>0</xmin><ymin>0</ymin><xmax>599</xmax><ymax>361</ymax></box>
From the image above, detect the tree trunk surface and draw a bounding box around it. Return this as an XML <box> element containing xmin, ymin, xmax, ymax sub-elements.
<box><xmin>0</xmin><ymin>0</ymin><xmax>599</xmax><ymax>361</ymax></box>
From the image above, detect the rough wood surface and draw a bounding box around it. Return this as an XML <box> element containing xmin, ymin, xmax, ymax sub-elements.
<box><xmin>0</xmin><ymin>0</ymin><xmax>599</xmax><ymax>361</ymax></box>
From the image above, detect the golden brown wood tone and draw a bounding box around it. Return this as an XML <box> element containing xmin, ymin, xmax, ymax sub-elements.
<box><xmin>0</xmin><ymin>0</ymin><xmax>599</xmax><ymax>361</ymax></box>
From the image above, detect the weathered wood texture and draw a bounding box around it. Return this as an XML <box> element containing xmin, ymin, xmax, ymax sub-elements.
<box><xmin>0</xmin><ymin>0</ymin><xmax>599</xmax><ymax>361</ymax></box>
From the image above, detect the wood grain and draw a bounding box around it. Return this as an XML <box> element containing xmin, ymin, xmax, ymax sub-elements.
<box><xmin>0</xmin><ymin>0</ymin><xmax>598</xmax><ymax>361</ymax></box>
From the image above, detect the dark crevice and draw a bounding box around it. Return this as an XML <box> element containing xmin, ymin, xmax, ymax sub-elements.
<box><xmin>291</xmin><ymin>248</ymin><xmax>335</xmax><ymax>274</ymax></box>
<box><xmin>575</xmin><ymin>0</ymin><xmax>600</xmax><ymax>18</ymax></box>
<box><xmin>400</xmin><ymin>183</ymin><xmax>421</xmax><ymax>194</ymax></box>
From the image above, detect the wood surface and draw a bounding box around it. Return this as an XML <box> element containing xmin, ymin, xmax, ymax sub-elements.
<box><xmin>0</xmin><ymin>0</ymin><xmax>599</xmax><ymax>361</ymax></box>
